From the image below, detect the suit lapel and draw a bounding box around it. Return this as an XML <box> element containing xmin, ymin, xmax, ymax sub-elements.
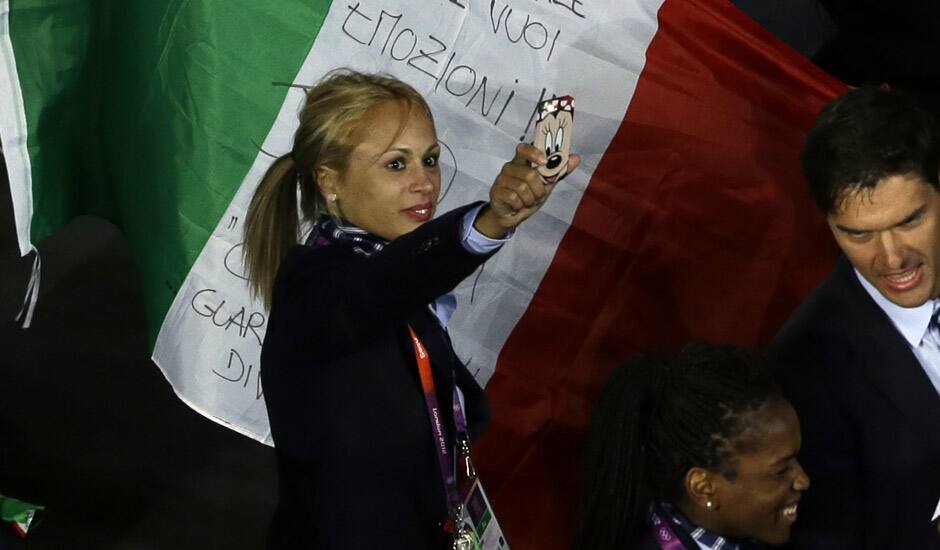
<box><xmin>835</xmin><ymin>257</ymin><xmax>940</xmax><ymax>453</ymax></box>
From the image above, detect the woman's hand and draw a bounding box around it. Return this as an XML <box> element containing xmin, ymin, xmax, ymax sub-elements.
<box><xmin>473</xmin><ymin>143</ymin><xmax>582</xmax><ymax>239</ymax></box>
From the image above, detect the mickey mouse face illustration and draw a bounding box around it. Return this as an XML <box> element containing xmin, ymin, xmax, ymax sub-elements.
<box><xmin>534</xmin><ymin>96</ymin><xmax>574</xmax><ymax>185</ymax></box>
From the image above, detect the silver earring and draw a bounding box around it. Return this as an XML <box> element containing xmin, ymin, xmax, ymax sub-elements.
<box><xmin>705</xmin><ymin>501</ymin><xmax>714</xmax><ymax>510</ymax></box>
<box><xmin>327</xmin><ymin>193</ymin><xmax>337</xmax><ymax>202</ymax></box>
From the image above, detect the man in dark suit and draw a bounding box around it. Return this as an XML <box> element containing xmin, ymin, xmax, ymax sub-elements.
<box><xmin>771</xmin><ymin>86</ymin><xmax>940</xmax><ymax>549</ymax></box>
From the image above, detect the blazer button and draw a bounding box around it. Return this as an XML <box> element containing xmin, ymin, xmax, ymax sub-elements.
<box><xmin>418</xmin><ymin>239</ymin><xmax>436</xmax><ymax>252</ymax></box>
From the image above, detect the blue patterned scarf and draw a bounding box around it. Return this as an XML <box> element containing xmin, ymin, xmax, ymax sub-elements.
<box><xmin>306</xmin><ymin>215</ymin><xmax>386</xmax><ymax>255</ymax></box>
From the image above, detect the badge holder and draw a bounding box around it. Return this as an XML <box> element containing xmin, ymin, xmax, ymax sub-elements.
<box><xmin>451</xmin><ymin>439</ymin><xmax>508</xmax><ymax>550</ymax></box>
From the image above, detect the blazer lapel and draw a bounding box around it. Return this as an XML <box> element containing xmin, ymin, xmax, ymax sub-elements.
<box><xmin>836</xmin><ymin>257</ymin><xmax>940</xmax><ymax>454</ymax></box>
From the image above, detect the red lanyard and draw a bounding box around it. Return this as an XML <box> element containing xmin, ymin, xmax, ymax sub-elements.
<box><xmin>407</xmin><ymin>326</ymin><xmax>473</xmax><ymax>517</ymax></box>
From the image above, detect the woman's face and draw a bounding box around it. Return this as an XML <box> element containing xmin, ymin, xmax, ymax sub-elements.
<box><xmin>327</xmin><ymin>100</ymin><xmax>441</xmax><ymax>240</ymax></box>
<box><xmin>707</xmin><ymin>400</ymin><xmax>810</xmax><ymax>545</ymax></box>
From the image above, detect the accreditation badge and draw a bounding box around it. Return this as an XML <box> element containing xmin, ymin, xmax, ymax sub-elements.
<box><xmin>457</xmin><ymin>478</ymin><xmax>509</xmax><ymax>550</ymax></box>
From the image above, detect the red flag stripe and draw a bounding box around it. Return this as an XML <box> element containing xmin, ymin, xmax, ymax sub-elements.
<box><xmin>474</xmin><ymin>1</ymin><xmax>846</xmax><ymax>548</ymax></box>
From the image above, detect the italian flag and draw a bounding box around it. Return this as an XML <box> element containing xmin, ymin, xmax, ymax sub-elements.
<box><xmin>2</xmin><ymin>0</ymin><xmax>843</xmax><ymax>547</ymax></box>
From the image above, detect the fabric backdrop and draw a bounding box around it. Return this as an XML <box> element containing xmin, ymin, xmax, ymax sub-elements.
<box><xmin>2</xmin><ymin>0</ymin><xmax>844</xmax><ymax>547</ymax></box>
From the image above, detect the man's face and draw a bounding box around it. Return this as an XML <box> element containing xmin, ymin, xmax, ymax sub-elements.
<box><xmin>828</xmin><ymin>173</ymin><xmax>940</xmax><ymax>307</ymax></box>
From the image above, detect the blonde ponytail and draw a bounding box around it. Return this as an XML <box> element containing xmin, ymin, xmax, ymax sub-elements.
<box><xmin>243</xmin><ymin>154</ymin><xmax>306</xmax><ymax>308</ymax></box>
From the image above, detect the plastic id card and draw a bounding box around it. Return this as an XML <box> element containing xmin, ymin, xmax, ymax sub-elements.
<box><xmin>461</xmin><ymin>478</ymin><xmax>509</xmax><ymax>549</ymax></box>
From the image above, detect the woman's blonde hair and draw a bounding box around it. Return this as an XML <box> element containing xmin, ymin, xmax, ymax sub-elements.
<box><xmin>243</xmin><ymin>69</ymin><xmax>432</xmax><ymax>308</ymax></box>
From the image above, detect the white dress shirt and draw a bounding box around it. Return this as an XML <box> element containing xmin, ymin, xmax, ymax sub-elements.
<box><xmin>855</xmin><ymin>269</ymin><xmax>940</xmax><ymax>396</ymax></box>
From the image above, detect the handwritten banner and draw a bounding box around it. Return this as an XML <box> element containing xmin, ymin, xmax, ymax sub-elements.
<box><xmin>152</xmin><ymin>0</ymin><xmax>663</xmax><ymax>443</ymax></box>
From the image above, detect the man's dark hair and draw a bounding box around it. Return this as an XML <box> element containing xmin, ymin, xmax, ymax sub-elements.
<box><xmin>572</xmin><ymin>344</ymin><xmax>781</xmax><ymax>550</ymax></box>
<box><xmin>802</xmin><ymin>85</ymin><xmax>940</xmax><ymax>214</ymax></box>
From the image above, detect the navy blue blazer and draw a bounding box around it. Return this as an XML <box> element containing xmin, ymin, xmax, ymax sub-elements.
<box><xmin>771</xmin><ymin>255</ymin><xmax>940</xmax><ymax>549</ymax></box>
<box><xmin>260</xmin><ymin>205</ymin><xmax>493</xmax><ymax>549</ymax></box>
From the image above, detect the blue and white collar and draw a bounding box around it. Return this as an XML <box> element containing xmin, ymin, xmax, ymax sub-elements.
<box><xmin>307</xmin><ymin>215</ymin><xmax>386</xmax><ymax>255</ymax></box>
<box><xmin>854</xmin><ymin>269</ymin><xmax>937</xmax><ymax>347</ymax></box>
<box><xmin>658</xmin><ymin>502</ymin><xmax>745</xmax><ymax>550</ymax></box>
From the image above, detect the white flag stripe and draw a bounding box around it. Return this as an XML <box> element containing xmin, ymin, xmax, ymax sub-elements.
<box><xmin>0</xmin><ymin>0</ymin><xmax>35</xmax><ymax>257</ymax></box>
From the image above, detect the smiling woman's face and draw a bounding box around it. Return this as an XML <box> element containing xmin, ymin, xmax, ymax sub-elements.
<box><xmin>323</xmin><ymin>100</ymin><xmax>441</xmax><ymax>241</ymax></box>
<box><xmin>704</xmin><ymin>399</ymin><xmax>810</xmax><ymax>545</ymax></box>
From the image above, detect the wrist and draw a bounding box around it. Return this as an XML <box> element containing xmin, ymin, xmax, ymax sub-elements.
<box><xmin>473</xmin><ymin>206</ymin><xmax>510</xmax><ymax>239</ymax></box>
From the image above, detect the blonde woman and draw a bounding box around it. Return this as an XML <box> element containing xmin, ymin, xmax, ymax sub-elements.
<box><xmin>244</xmin><ymin>70</ymin><xmax>580</xmax><ymax>548</ymax></box>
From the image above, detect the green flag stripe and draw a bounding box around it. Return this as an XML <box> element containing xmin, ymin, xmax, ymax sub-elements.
<box><xmin>11</xmin><ymin>1</ymin><xmax>331</xmax><ymax>343</ymax></box>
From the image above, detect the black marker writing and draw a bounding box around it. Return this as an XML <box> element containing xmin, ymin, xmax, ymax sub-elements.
<box><xmin>191</xmin><ymin>288</ymin><xmax>266</xmax><ymax>347</ymax></box>
<box><xmin>224</xmin><ymin>243</ymin><xmax>249</xmax><ymax>281</ymax></box>
<box><xmin>489</xmin><ymin>0</ymin><xmax>563</xmax><ymax>63</ymax></box>
<box><xmin>213</xmin><ymin>348</ymin><xmax>264</xmax><ymax>400</ymax></box>
<box><xmin>342</xmin><ymin>3</ymin><xmax>518</xmax><ymax>129</ymax></box>
<box><xmin>546</xmin><ymin>0</ymin><xmax>585</xmax><ymax>18</ymax></box>
<box><xmin>520</xmin><ymin>86</ymin><xmax>548</xmax><ymax>141</ymax></box>
<box><xmin>437</xmin><ymin>139</ymin><xmax>459</xmax><ymax>202</ymax></box>
<box><xmin>407</xmin><ymin>34</ymin><xmax>447</xmax><ymax>80</ymax></box>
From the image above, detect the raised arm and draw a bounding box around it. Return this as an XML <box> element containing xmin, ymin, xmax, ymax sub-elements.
<box><xmin>273</xmin><ymin>144</ymin><xmax>580</xmax><ymax>358</ymax></box>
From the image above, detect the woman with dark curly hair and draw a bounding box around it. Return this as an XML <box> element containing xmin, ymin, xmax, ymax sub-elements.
<box><xmin>574</xmin><ymin>345</ymin><xmax>810</xmax><ymax>550</ymax></box>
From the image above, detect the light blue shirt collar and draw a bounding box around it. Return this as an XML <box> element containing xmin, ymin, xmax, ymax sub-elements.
<box><xmin>854</xmin><ymin>268</ymin><xmax>937</xmax><ymax>347</ymax></box>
